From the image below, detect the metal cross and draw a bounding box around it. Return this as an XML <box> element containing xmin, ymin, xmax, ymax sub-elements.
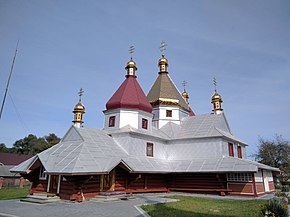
<box><xmin>213</xmin><ymin>77</ymin><xmax>217</xmax><ymax>92</ymax></box>
<box><xmin>160</xmin><ymin>41</ymin><xmax>167</xmax><ymax>56</ymax></box>
<box><xmin>129</xmin><ymin>45</ymin><xmax>135</xmax><ymax>58</ymax></box>
<box><xmin>78</xmin><ymin>88</ymin><xmax>84</xmax><ymax>100</ymax></box>
<box><xmin>182</xmin><ymin>80</ymin><xmax>187</xmax><ymax>90</ymax></box>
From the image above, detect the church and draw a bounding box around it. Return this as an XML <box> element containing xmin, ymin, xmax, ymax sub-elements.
<box><xmin>11</xmin><ymin>47</ymin><xmax>279</xmax><ymax>202</ymax></box>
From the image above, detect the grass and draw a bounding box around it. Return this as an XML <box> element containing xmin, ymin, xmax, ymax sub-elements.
<box><xmin>141</xmin><ymin>196</ymin><xmax>267</xmax><ymax>217</ymax></box>
<box><xmin>0</xmin><ymin>187</ymin><xmax>30</xmax><ymax>200</ymax></box>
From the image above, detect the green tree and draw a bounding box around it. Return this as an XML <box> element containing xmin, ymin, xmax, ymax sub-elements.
<box><xmin>0</xmin><ymin>143</ymin><xmax>9</xmax><ymax>153</ymax></box>
<box><xmin>256</xmin><ymin>135</ymin><xmax>290</xmax><ymax>181</ymax></box>
<box><xmin>12</xmin><ymin>133</ymin><xmax>61</xmax><ymax>155</ymax></box>
<box><xmin>44</xmin><ymin>133</ymin><xmax>61</xmax><ymax>146</ymax></box>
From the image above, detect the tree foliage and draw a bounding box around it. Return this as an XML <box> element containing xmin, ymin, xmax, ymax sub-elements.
<box><xmin>0</xmin><ymin>133</ymin><xmax>61</xmax><ymax>155</ymax></box>
<box><xmin>256</xmin><ymin>135</ymin><xmax>290</xmax><ymax>181</ymax></box>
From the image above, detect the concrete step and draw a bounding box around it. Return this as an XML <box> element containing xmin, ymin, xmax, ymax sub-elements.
<box><xmin>21</xmin><ymin>194</ymin><xmax>60</xmax><ymax>204</ymax></box>
<box><xmin>91</xmin><ymin>194</ymin><xmax>135</xmax><ymax>202</ymax></box>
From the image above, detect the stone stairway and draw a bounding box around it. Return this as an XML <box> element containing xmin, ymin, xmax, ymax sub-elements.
<box><xmin>21</xmin><ymin>193</ymin><xmax>60</xmax><ymax>204</ymax></box>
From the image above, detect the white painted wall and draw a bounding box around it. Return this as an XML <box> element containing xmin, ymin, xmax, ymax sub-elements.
<box><xmin>221</xmin><ymin>141</ymin><xmax>247</xmax><ymax>159</ymax></box>
<box><xmin>104</xmin><ymin>108</ymin><xmax>153</xmax><ymax>131</ymax></box>
<box><xmin>152</xmin><ymin>106</ymin><xmax>189</xmax><ymax>129</ymax></box>
<box><xmin>119</xmin><ymin>110</ymin><xmax>138</xmax><ymax>128</ymax></box>
<box><xmin>255</xmin><ymin>170</ymin><xmax>263</xmax><ymax>182</ymax></box>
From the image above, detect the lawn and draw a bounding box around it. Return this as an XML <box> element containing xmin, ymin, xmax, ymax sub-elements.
<box><xmin>141</xmin><ymin>196</ymin><xmax>267</xmax><ymax>217</ymax></box>
<box><xmin>0</xmin><ymin>187</ymin><xmax>30</xmax><ymax>200</ymax></box>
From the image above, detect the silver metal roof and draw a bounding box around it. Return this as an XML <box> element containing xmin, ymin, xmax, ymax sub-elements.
<box><xmin>11</xmin><ymin>113</ymin><xmax>278</xmax><ymax>175</ymax></box>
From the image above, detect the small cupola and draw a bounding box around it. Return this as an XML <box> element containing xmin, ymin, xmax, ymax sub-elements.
<box><xmin>126</xmin><ymin>46</ymin><xmax>137</xmax><ymax>78</ymax></box>
<box><xmin>181</xmin><ymin>80</ymin><xmax>189</xmax><ymax>104</ymax></box>
<box><xmin>211</xmin><ymin>78</ymin><xmax>223</xmax><ymax>114</ymax></box>
<box><xmin>125</xmin><ymin>58</ymin><xmax>137</xmax><ymax>78</ymax></box>
<box><xmin>158</xmin><ymin>41</ymin><xmax>168</xmax><ymax>73</ymax></box>
<box><xmin>73</xmin><ymin>88</ymin><xmax>85</xmax><ymax>128</ymax></box>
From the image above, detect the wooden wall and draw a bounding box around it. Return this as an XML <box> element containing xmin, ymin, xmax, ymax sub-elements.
<box><xmin>269</xmin><ymin>181</ymin><xmax>275</xmax><ymax>191</ymax></box>
<box><xmin>26</xmin><ymin>166</ymin><xmax>274</xmax><ymax>201</ymax></box>
<box><xmin>255</xmin><ymin>182</ymin><xmax>265</xmax><ymax>194</ymax></box>
<box><xmin>228</xmin><ymin>183</ymin><xmax>254</xmax><ymax>195</ymax></box>
<box><xmin>168</xmin><ymin>173</ymin><xmax>227</xmax><ymax>191</ymax></box>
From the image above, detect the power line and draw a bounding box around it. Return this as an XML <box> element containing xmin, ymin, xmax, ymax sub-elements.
<box><xmin>8</xmin><ymin>92</ymin><xmax>31</xmax><ymax>134</ymax></box>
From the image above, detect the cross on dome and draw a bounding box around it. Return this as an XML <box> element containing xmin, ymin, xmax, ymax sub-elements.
<box><xmin>129</xmin><ymin>45</ymin><xmax>135</xmax><ymax>59</ymax></box>
<box><xmin>160</xmin><ymin>41</ymin><xmax>167</xmax><ymax>56</ymax></box>
<box><xmin>182</xmin><ymin>80</ymin><xmax>187</xmax><ymax>91</ymax></box>
<box><xmin>213</xmin><ymin>77</ymin><xmax>217</xmax><ymax>92</ymax></box>
<box><xmin>78</xmin><ymin>88</ymin><xmax>84</xmax><ymax>100</ymax></box>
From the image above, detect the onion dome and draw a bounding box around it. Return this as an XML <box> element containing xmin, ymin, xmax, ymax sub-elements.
<box><xmin>125</xmin><ymin>58</ymin><xmax>137</xmax><ymax>78</ymax></box>
<box><xmin>158</xmin><ymin>54</ymin><xmax>168</xmax><ymax>73</ymax></box>
<box><xmin>182</xmin><ymin>90</ymin><xmax>189</xmax><ymax>104</ymax></box>
<box><xmin>211</xmin><ymin>79</ymin><xmax>223</xmax><ymax>114</ymax></box>
<box><xmin>72</xmin><ymin>88</ymin><xmax>85</xmax><ymax>127</ymax></box>
<box><xmin>73</xmin><ymin>101</ymin><xmax>85</xmax><ymax>113</ymax></box>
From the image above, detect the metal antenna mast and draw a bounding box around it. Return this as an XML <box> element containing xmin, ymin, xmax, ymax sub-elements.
<box><xmin>0</xmin><ymin>41</ymin><xmax>19</xmax><ymax>121</ymax></box>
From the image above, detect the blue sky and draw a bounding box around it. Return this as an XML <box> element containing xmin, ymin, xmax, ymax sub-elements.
<box><xmin>0</xmin><ymin>0</ymin><xmax>289</xmax><ymax>157</ymax></box>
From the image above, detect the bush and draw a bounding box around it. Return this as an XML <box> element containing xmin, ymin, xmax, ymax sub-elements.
<box><xmin>282</xmin><ymin>185</ymin><xmax>290</xmax><ymax>192</ymax></box>
<box><xmin>258</xmin><ymin>198</ymin><xmax>288</xmax><ymax>217</ymax></box>
<box><xmin>275</xmin><ymin>192</ymin><xmax>290</xmax><ymax>204</ymax></box>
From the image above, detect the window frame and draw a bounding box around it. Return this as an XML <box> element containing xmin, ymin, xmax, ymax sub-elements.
<box><xmin>227</xmin><ymin>173</ymin><xmax>252</xmax><ymax>182</ymax></box>
<box><xmin>109</xmin><ymin>116</ymin><xmax>116</xmax><ymax>127</ymax></box>
<box><xmin>228</xmin><ymin>143</ymin><xmax>234</xmax><ymax>157</ymax></box>
<box><xmin>39</xmin><ymin>166</ymin><xmax>47</xmax><ymax>180</ymax></box>
<box><xmin>237</xmin><ymin>146</ymin><xmax>242</xmax><ymax>158</ymax></box>
<box><xmin>142</xmin><ymin>118</ymin><xmax>148</xmax><ymax>129</ymax></box>
<box><xmin>166</xmin><ymin>110</ymin><xmax>172</xmax><ymax>117</ymax></box>
<box><xmin>146</xmin><ymin>142</ymin><xmax>154</xmax><ymax>157</ymax></box>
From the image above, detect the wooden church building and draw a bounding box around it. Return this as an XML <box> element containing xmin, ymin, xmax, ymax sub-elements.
<box><xmin>11</xmin><ymin>49</ymin><xmax>279</xmax><ymax>202</ymax></box>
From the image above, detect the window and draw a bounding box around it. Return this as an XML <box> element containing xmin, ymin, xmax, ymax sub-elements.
<box><xmin>237</xmin><ymin>146</ymin><xmax>242</xmax><ymax>158</ymax></box>
<box><xmin>146</xmin><ymin>143</ymin><xmax>153</xmax><ymax>157</ymax></box>
<box><xmin>39</xmin><ymin>166</ymin><xmax>47</xmax><ymax>180</ymax></box>
<box><xmin>109</xmin><ymin>116</ymin><xmax>115</xmax><ymax>127</ymax></box>
<box><xmin>227</xmin><ymin>173</ymin><xmax>252</xmax><ymax>182</ymax></box>
<box><xmin>228</xmin><ymin>143</ymin><xmax>234</xmax><ymax>157</ymax></box>
<box><xmin>142</xmin><ymin>118</ymin><xmax>148</xmax><ymax>129</ymax></box>
<box><xmin>166</xmin><ymin>110</ymin><xmax>172</xmax><ymax>117</ymax></box>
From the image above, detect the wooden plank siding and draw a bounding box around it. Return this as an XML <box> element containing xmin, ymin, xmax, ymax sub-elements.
<box><xmin>268</xmin><ymin>181</ymin><xmax>275</xmax><ymax>191</ymax></box>
<box><xmin>228</xmin><ymin>183</ymin><xmax>254</xmax><ymax>195</ymax></box>
<box><xmin>255</xmin><ymin>182</ymin><xmax>265</xmax><ymax>194</ymax></box>
<box><xmin>25</xmin><ymin>166</ymin><xmax>275</xmax><ymax>200</ymax></box>
<box><xmin>168</xmin><ymin>173</ymin><xmax>230</xmax><ymax>195</ymax></box>
<box><xmin>60</xmin><ymin>175</ymin><xmax>101</xmax><ymax>201</ymax></box>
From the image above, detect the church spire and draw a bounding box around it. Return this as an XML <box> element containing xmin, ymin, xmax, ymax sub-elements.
<box><xmin>72</xmin><ymin>88</ymin><xmax>85</xmax><ymax>128</ymax></box>
<box><xmin>125</xmin><ymin>46</ymin><xmax>137</xmax><ymax>78</ymax></box>
<box><xmin>211</xmin><ymin>78</ymin><xmax>223</xmax><ymax>114</ymax></box>
<box><xmin>158</xmin><ymin>41</ymin><xmax>168</xmax><ymax>73</ymax></box>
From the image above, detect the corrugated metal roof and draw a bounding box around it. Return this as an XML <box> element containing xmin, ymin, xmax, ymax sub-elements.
<box><xmin>0</xmin><ymin>153</ymin><xmax>33</xmax><ymax>165</ymax></box>
<box><xmin>106</xmin><ymin>77</ymin><xmax>152</xmax><ymax>113</ymax></box>
<box><xmin>11</xmin><ymin>118</ymin><xmax>278</xmax><ymax>175</ymax></box>
<box><xmin>147</xmin><ymin>73</ymin><xmax>189</xmax><ymax>111</ymax></box>
<box><xmin>0</xmin><ymin>165</ymin><xmax>20</xmax><ymax>177</ymax></box>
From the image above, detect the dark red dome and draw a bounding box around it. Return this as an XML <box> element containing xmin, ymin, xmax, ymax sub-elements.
<box><xmin>106</xmin><ymin>77</ymin><xmax>152</xmax><ymax>113</ymax></box>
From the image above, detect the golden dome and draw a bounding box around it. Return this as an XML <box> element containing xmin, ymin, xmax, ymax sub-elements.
<box><xmin>212</xmin><ymin>92</ymin><xmax>222</xmax><ymax>101</ymax></box>
<box><xmin>73</xmin><ymin>100</ymin><xmax>85</xmax><ymax>113</ymax></box>
<box><xmin>158</xmin><ymin>54</ymin><xmax>168</xmax><ymax>66</ymax></box>
<box><xmin>125</xmin><ymin>58</ymin><xmax>137</xmax><ymax>70</ymax></box>
<box><xmin>182</xmin><ymin>90</ymin><xmax>188</xmax><ymax>98</ymax></box>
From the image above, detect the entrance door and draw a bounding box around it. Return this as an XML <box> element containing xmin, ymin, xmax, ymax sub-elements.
<box><xmin>49</xmin><ymin>175</ymin><xmax>59</xmax><ymax>194</ymax></box>
<box><xmin>263</xmin><ymin>171</ymin><xmax>270</xmax><ymax>192</ymax></box>
<box><xmin>100</xmin><ymin>170</ymin><xmax>115</xmax><ymax>192</ymax></box>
